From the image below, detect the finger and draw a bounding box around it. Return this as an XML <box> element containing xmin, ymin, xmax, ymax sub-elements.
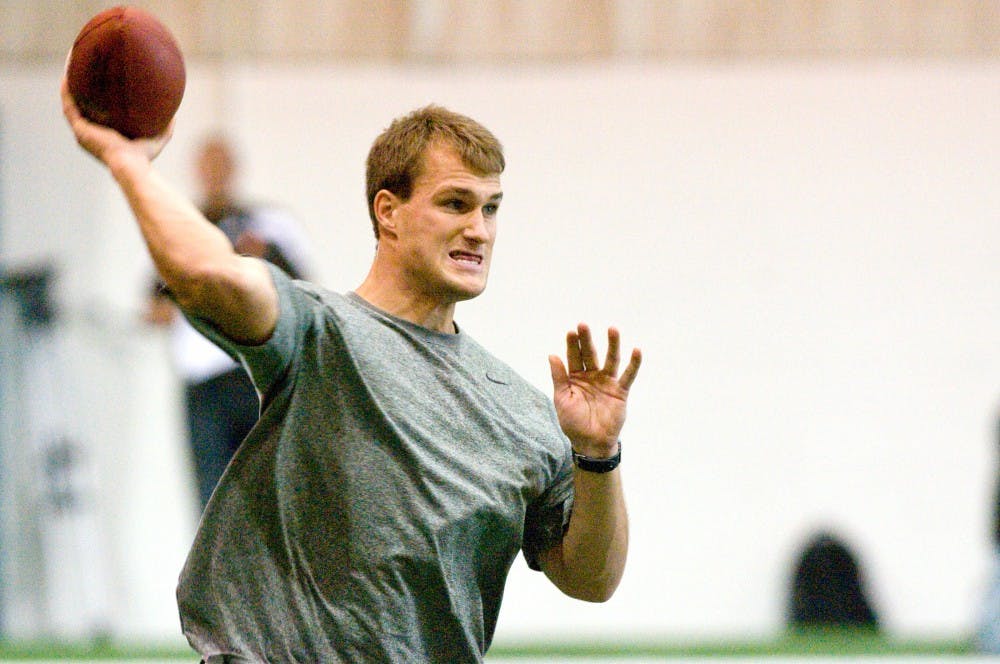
<box><xmin>618</xmin><ymin>348</ymin><xmax>642</xmax><ymax>391</ymax></box>
<box><xmin>160</xmin><ymin>117</ymin><xmax>176</xmax><ymax>143</ymax></box>
<box><xmin>140</xmin><ymin>117</ymin><xmax>175</xmax><ymax>161</ymax></box>
<box><xmin>61</xmin><ymin>76</ymin><xmax>108</xmax><ymax>147</ymax></box>
<box><xmin>565</xmin><ymin>329</ymin><xmax>583</xmax><ymax>373</ymax></box>
<box><xmin>576</xmin><ymin>323</ymin><xmax>599</xmax><ymax>371</ymax></box>
<box><xmin>603</xmin><ymin>327</ymin><xmax>621</xmax><ymax>375</ymax></box>
<box><xmin>61</xmin><ymin>76</ymin><xmax>81</xmax><ymax>123</ymax></box>
<box><xmin>61</xmin><ymin>62</ymin><xmax>88</xmax><ymax>128</ymax></box>
<box><xmin>548</xmin><ymin>354</ymin><xmax>569</xmax><ymax>392</ymax></box>
<box><xmin>61</xmin><ymin>51</ymin><xmax>75</xmax><ymax>113</ymax></box>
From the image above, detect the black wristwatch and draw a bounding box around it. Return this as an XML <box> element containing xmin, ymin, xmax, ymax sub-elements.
<box><xmin>572</xmin><ymin>440</ymin><xmax>622</xmax><ymax>473</ymax></box>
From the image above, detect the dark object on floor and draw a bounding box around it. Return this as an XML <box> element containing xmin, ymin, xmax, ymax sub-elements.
<box><xmin>788</xmin><ymin>531</ymin><xmax>880</xmax><ymax>629</ymax></box>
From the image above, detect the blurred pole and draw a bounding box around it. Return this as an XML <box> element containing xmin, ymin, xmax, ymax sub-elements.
<box><xmin>0</xmin><ymin>267</ymin><xmax>111</xmax><ymax>639</ymax></box>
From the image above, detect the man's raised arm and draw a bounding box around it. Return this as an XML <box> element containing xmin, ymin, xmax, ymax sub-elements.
<box><xmin>61</xmin><ymin>77</ymin><xmax>278</xmax><ymax>345</ymax></box>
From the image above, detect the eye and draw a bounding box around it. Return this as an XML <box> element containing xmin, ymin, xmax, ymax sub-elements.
<box><xmin>483</xmin><ymin>203</ymin><xmax>499</xmax><ymax>217</ymax></box>
<box><xmin>443</xmin><ymin>198</ymin><xmax>467</xmax><ymax>212</ymax></box>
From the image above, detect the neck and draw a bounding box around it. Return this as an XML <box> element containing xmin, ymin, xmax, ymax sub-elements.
<box><xmin>355</xmin><ymin>260</ymin><xmax>458</xmax><ymax>334</ymax></box>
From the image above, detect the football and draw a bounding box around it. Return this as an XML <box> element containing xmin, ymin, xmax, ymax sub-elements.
<box><xmin>66</xmin><ymin>6</ymin><xmax>186</xmax><ymax>139</ymax></box>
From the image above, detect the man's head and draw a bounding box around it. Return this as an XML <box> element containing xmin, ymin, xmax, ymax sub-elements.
<box><xmin>366</xmin><ymin>107</ymin><xmax>505</xmax><ymax>307</ymax></box>
<box><xmin>366</xmin><ymin>105</ymin><xmax>505</xmax><ymax>240</ymax></box>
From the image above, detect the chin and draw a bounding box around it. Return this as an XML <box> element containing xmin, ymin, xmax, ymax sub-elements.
<box><xmin>453</xmin><ymin>284</ymin><xmax>487</xmax><ymax>302</ymax></box>
<box><xmin>444</xmin><ymin>278</ymin><xmax>488</xmax><ymax>302</ymax></box>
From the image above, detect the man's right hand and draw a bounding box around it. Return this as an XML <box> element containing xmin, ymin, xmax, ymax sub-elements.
<box><xmin>61</xmin><ymin>75</ymin><xmax>172</xmax><ymax>169</ymax></box>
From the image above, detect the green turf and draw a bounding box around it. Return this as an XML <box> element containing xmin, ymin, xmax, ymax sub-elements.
<box><xmin>0</xmin><ymin>641</ymin><xmax>194</xmax><ymax>660</ymax></box>
<box><xmin>487</xmin><ymin>629</ymin><xmax>974</xmax><ymax>657</ymax></box>
<box><xmin>0</xmin><ymin>629</ymin><xmax>976</xmax><ymax>660</ymax></box>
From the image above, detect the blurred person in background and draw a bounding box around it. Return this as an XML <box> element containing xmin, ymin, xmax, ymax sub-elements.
<box><xmin>144</xmin><ymin>134</ymin><xmax>312</xmax><ymax>509</ymax></box>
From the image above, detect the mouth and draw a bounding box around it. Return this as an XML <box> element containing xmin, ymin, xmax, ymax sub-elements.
<box><xmin>449</xmin><ymin>250</ymin><xmax>483</xmax><ymax>266</ymax></box>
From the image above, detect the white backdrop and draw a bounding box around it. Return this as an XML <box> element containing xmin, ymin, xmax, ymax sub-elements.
<box><xmin>1</xmin><ymin>59</ymin><xmax>999</xmax><ymax>643</ymax></box>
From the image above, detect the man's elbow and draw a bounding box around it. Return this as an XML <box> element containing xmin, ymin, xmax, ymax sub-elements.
<box><xmin>542</xmin><ymin>545</ymin><xmax>626</xmax><ymax>603</ymax></box>
<box><xmin>163</xmin><ymin>257</ymin><xmax>243</xmax><ymax>314</ymax></box>
<box><xmin>567</xmin><ymin>587</ymin><xmax>616</xmax><ymax>603</ymax></box>
<box><xmin>558</xmin><ymin>574</ymin><xmax>622</xmax><ymax>603</ymax></box>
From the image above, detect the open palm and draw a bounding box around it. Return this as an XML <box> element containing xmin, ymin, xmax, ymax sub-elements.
<box><xmin>549</xmin><ymin>324</ymin><xmax>641</xmax><ymax>456</ymax></box>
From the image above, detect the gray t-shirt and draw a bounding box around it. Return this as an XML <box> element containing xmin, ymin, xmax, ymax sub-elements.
<box><xmin>176</xmin><ymin>265</ymin><xmax>574</xmax><ymax>663</ymax></box>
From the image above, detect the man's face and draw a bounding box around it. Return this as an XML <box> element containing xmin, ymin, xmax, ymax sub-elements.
<box><xmin>386</xmin><ymin>144</ymin><xmax>502</xmax><ymax>303</ymax></box>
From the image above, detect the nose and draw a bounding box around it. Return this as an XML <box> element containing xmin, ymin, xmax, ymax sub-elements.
<box><xmin>463</xmin><ymin>210</ymin><xmax>491</xmax><ymax>243</ymax></box>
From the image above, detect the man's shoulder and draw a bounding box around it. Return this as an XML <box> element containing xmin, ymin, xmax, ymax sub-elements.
<box><xmin>272</xmin><ymin>271</ymin><xmax>385</xmax><ymax>332</ymax></box>
<box><xmin>273</xmin><ymin>269</ymin><xmax>346</xmax><ymax>309</ymax></box>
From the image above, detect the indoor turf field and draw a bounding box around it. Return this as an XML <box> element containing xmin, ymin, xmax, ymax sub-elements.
<box><xmin>0</xmin><ymin>629</ymin><xmax>981</xmax><ymax>661</ymax></box>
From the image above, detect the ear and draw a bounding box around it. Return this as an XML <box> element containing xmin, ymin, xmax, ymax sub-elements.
<box><xmin>373</xmin><ymin>189</ymin><xmax>400</xmax><ymax>238</ymax></box>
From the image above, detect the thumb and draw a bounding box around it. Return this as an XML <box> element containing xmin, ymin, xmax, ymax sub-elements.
<box><xmin>548</xmin><ymin>354</ymin><xmax>568</xmax><ymax>393</ymax></box>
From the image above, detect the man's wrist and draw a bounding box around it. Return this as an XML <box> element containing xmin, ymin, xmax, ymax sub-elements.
<box><xmin>108</xmin><ymin>147</ymin><xmax>150</xmax><ymax>182</ymax></box>
<box><xmin>572</xmin><ymin>440</ymin><xmax>622</xmax><ymax>473</ymax></box>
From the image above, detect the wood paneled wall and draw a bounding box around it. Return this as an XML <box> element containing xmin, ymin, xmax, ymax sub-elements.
<box><xmin>1</xmin><ymin>0</ymin><xmax>998</xmax><ymax>62</ymax></box>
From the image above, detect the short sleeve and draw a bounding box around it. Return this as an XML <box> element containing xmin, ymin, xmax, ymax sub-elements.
<box><xmin>522</xmin><ymin>454</ymin><xmax>575</xmax><ymax>571</ymax></box>
<box><xmin>182</xmin><ymin>263</ymin><xmax>304</xmax><ymax>404</ymax></box>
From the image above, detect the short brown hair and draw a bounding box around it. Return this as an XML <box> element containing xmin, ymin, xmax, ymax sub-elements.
<box><xmin>365</xmin><ymin>105</ymin><xmax>505</xmax><ymax>239</ymax></box>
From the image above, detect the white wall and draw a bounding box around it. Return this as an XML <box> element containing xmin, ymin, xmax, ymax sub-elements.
<box><xmin>2</xmin><ymin>59</ymin><xmax>999</xmax><ymax>643</ymax></box>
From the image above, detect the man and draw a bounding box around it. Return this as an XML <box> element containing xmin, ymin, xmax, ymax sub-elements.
<box><xmin>63</xmin><ymin>79</ymin><xmax>641</xmax><ymax>662</ymax></box>
<box><xmin>144</xmin><ymin>134</ymin><xmax>312</xmax><ymax>509</ymax></box>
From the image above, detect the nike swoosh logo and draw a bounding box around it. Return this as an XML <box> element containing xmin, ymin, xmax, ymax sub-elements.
<box><xmin>486</xmin><ymin>370</ymin><xmax>509</xmax><ymax>385</ymax></box>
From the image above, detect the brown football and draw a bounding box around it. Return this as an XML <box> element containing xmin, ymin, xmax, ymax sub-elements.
<box><xmin>66</xmin><ymin>6</ymin><xmax>186</xmax><ymax>139</ymax></box>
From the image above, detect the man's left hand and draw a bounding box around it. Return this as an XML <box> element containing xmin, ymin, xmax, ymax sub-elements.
<box><xmin>549</xmin><ymin>324</ymin><xmax>641</xmax><ymax>458</ymax></box>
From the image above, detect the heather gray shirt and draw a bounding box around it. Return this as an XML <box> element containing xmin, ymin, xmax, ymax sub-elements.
<box><xmin>176</xmin><ymin>265</ymin><xmax>574</xmax><ymax>663</ymax></box>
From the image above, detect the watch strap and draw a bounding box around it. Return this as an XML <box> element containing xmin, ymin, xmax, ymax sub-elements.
<box><xmin>572</xmin><ymin>440</ymin><xmax>622</xmax><ymax>473</ymax></box>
